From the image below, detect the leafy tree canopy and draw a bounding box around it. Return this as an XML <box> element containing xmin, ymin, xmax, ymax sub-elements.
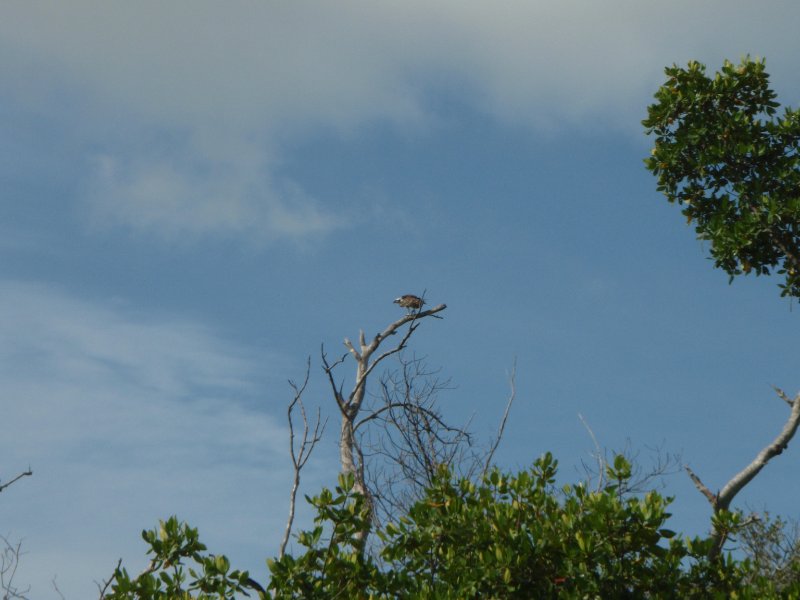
<box><xmin>643</xmin><ymin>57</ymin><xmax>800</xmax><ymax>298</ymax></box>
<box><xmin>103</xmin><ymin>455</ymin><xmax>800</xmax><ymax>599</ymax></box>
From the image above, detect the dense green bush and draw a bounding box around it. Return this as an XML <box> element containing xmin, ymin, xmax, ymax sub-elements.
<box><xmin>104</xmin><ymin>454</ymin><xmax>800</xmax><ymax>599</ymax></box>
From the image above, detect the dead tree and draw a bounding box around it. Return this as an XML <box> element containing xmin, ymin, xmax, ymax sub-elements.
<box><xmin>321</xmin><ymin>302</ymin><xmax>447</xmax><ymax>538</ymax></box>
<box><xmin>686</xmin><ymin>386</ymin><xmax>800</xmax><ymax>559</ymax></box>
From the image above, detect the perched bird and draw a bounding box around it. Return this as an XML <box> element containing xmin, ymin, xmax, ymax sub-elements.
<box><xmin>394</xmin><ymin>294</ymin><xmax>425</xmax><ymax>312</ymax></box>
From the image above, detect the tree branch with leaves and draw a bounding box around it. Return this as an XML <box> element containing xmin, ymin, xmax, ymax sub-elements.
<box><xmin>643</xmin><ymin>57</ymin><xmax>800</xmax><ymax>298</ymax></box>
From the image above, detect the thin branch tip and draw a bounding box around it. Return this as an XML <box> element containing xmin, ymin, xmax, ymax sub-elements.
<box><xmin>772</xmin><ymin>385</ymin><xmax>794</xmax><ymax>406</ymax></box>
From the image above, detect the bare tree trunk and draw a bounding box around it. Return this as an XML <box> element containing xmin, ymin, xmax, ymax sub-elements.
<box><xmin>339</xmin><ymin>418</ymin><xmax>365</xmax><ymax>493</ymax></box>
<box><xmin>322</xmin><ymin>302</ymin><xmax>447</xmax><ymax>542</ymax></box>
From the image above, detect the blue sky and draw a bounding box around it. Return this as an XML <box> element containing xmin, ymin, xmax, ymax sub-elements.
<box><xmin>3</xmin><ymin>2</ymin><xmax>800</xmax><ymax>596</ymax></box>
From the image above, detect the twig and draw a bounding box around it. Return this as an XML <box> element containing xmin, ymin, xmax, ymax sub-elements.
<box><xmin>578</xmin><ymin>413</ymin><xmax>606</xmax><ymax>492</ymax></box>
<box><xmin>321</xmin><ymin>348</ymin><xmax>348</xmax><ymax>413</ymax></box>
<box><xmin>772</xmin><ymin>385</ymin><xmax>793</xmax><ymax>407</ymax></box>
<box><xmin>355</xmin><ymin>401</ymin><xmax>461</xmax><ymax>433</ymax></box>
<box><xmin>0</xmin><ymin>534</ymin><xmax>29</xmax><ymax>599</ymax></box>
<box><xmin>52</xmin><ymin>575</ymin><xmax>67</xmax><ymax>600</ymax></box>
<box><xmin>483</xmin><ymin>359</ymin><xmax>517</xmax><ymax>477</ymax></box>
<box><xmin>96</xmin><ymin>558</ymin><xmax>121</xmax><ymax>599</ymax></box>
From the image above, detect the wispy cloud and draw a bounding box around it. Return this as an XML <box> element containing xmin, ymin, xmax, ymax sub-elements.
<box><xmin>2</xmin><ymin>2</ymin><xmax>798</xmax><ymax>238</ymax></box>
<box><xmin>0</xmin><ymin>281</ymin><xmax>305</xmax><ymax>597</ymax></box>
<box><xmin>87</xmin><ymin>153</ymin><xmax>344</xmax><ymax>242</ymax></box>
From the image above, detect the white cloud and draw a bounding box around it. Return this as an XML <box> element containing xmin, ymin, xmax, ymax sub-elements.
<box><xmin>87</xmin><ymin>153</ymin><xmax>343</xmax><ymax>241</ymax></box>
<box><xmin>0</xmin><ymin>281</ymin><xmax>315</xmax><ymax>597</ymax></box>
<box><xmin>2</xmin><ymin>1</ymin><xmax>800</xmax><ymax>239</ymax></box>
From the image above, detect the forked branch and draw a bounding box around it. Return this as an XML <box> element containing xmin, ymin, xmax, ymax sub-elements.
<box><xmin>687</xmin><ymin>387</ymin><xmax>800</xmax><ymax>558</ymax></box>
<box><xmin>345</xmin><ymin>304</ymin><xmax>447</xmax><ymax>407</ymax></box>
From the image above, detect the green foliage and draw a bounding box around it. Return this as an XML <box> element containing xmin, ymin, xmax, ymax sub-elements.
<box><xmin>266</xmin><ymin>473</ymin><xmax>386</xmax><ymax>599</ymax></box>
<box><xmin>108</xmin><ymin>458</ymin><xmax>800</xmax><ymax>598</ymax></box>
<box><xmin>380</xmin><ymin>453</ymin><xmax>697</xmax><ymax>598</ymax></box>
<box><xmin>267</xmin><ymin>454</ymin><xmax>793</xmax><ymax>599</ymax></box>
<box><xmin>103</xmin><ymin>516</ymin><xmax>264</xmax><ymax>599</ymax></box>
<box><xmin>643</xmin><ymin>57</ymin><xmax>800</xmax><ymax>298</ymax></box>
<box><xmin>739</xmin><ymin>511</ymin><xmax>800</xmax><ymax>592</ymax></box>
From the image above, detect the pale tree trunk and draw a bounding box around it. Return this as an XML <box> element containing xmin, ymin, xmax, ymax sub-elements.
<box><xmin>322</xmin><ymin>302</ymin><xmax>447</xmax><ymax>542</ymax></box>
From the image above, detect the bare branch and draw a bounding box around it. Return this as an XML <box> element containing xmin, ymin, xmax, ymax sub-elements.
<box><xmin>0</xmin><ymin>469</ymin><xmax>32</xmax><ymax>494</ymax></box>
<box><xmin>281</xmin><ymin>358</ymin><xmax>327</xmax><ymax>558</ymax></box>
<box><xmin>483</xmin><ymin>359</ymin><xmax>517</xmax><ymax>477</ymax></box>
<box><xmin>716</xmin><ymin>390</ymin><xmax>800</xmax><ymax>511</ymax></box>
<box><xmin>685</xmin><ymin>464</ymin><xmax>717</xmax><ymax>505</ymax></box>
<box><xmin>97</xmin><ymin>558</ymin><xmax>122</xmax><ymax>599</ymax></box>
<box><xmin>52</xmin><ymin>576</ymin><xmax>67</xmax><ymax>600</ymax></box>
<box><xmin>686</xmin><ymin>387</ymin><xmax>800</xmax><ymax>559</ymax></box>
<box><xmin>321</xmin><ymin>345</ymin><xmax>348</xmax><ymax>371</ymax></box>
<box><xmin>356</xmin><ymin>352</ymin><xmax>483</xmax><ymax>527</ymax></box>
<box><xmin>577</xmin><ymin>413</ymin><xmax>607</xmax><ymax>493</ymax></box>
<box><xmin>356</xmin><ymin>323</ymin><xmax>419</xmax><ymax>394</ymax></box>
<box><xmin>772</xmin><ymin>385</ymin><xmax>793</xmax><ymax>407</ymax></box>
<box><xmin>346</xmin><ymin>305</ymin><xmax>448</xmax><ymax>415</ymax></box>
<box><xmin>343</xmin><ymin>338</ymin><xmax>360</xmax><ymax>361</ymax></box>
<box><xmin>365</xmin><ymin>305</ymin><xmax>447</xmax><ymax>357</ymax></box>
<box><xmin>0</xmin><ymin>534</ymin><xmax>29</xmax><ymax>600</ymax></box>
<box><xmin>355</xmin><ymin>401</ymin><xmax>457</xmax><ymax>432</ymax></box>
<box><xmin>321</xmin><ymin>346</ymin><xmax>348</xmax><ymax>414</ymax></box>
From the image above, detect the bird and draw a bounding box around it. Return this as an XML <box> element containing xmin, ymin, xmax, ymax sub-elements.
<box><xmin>394</xmin><ymin>294</ymin><xmax>425</xmax><ymax>312</ymax></box>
